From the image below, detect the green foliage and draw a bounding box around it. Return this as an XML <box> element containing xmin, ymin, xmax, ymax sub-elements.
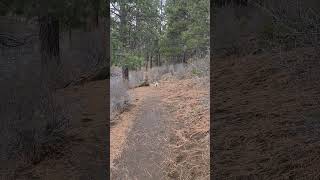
<box><xmin>160</xmin><ymin>0</ymin><xmax>209</xmax><ymax>58</ymax></box>
<box><xmin>111</xmin><ymin>0</ymin><xmax>209</xmax><ymax>69</ymax></box>
<box><xmin>124</xmin><ymin>54</ymin><xmax>144</xmax><ymax>69</ymax></box>
<box><xmin>192</xmin><ymin>68</ymin><xmax>201</xmax><ymax>76</ymax></box>
<box><xmin>183</xmin><ymin>0</ymin><xmax>209</xmax><ymax>50</ymax></box>
<box><xmin>111</xmin><ymin>0</ymin><xmax>161</xmax><ymax>68</ymax></box>
<box><xmin>160</xmin><ymin>0</ymin><xmax>188</xmax><ymax>56</ymax></box>
<box><xmin>111</xmin><ymin>51</ymin><xmax>144</xmax><ymax>70</ymax></box>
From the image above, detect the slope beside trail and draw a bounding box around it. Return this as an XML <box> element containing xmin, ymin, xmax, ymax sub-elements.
<box><xmin>212</xmin><ymin>48</ymin><xmax>320</xmax><ymax>179</ymax></box>
<box><xmin>17</xmin><ymin>80</ymin><xmax>108</xmax><ymax>180</ymax></box>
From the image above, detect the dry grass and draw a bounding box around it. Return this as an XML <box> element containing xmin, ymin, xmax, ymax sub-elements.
<box><xmin>159</xmin><ymin>71</ymin><xmax>210</xmax><ymax>179</ymax></box>
<box><xmin>212</xmin><ymin>47</ymin><xmax>320</xmax><ymax>179</ymax></box>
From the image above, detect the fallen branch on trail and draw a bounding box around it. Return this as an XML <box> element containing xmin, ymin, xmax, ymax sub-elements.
<box><xmin>137</xmin><ymin>81</ymin><xmax>150</xmax><ymax>87</ymax></box>
<box><xmin>127</xmin><ymin>80</ymin><xmax>150</xmax><ymax>89</ymax></box>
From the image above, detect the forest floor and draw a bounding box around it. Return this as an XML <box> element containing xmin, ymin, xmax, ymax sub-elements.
<box><xmin>15</xmin><ymin>73</ymin><xmax>209</xmax><ymax>180</ymax></box>
<box><xmin>16</xmin><ymin>80</ymin><xmax>108</xmax><ymax>180</ymax></box>
<box><xmin>212</xmin><ymin>48</ymin><xmax>320</xmax><ymax>179</ymax></box>
<box><xmin>111</xmin><ymin>76</ymin><xmax>210</xmax><ymax>180</ymax></box>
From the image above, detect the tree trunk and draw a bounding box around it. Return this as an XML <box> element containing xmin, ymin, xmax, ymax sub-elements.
<box><xmin>158</xmin><ymin>52</ymin><xmax>161</xmax><ymax>66</ymax></box>
<box><xmin>95</xmin><ymin>13</ymin><xmax>99</xmax><ymax>27</ymax></box>
<box><xmin>101</xmin><ymin>16</ymin><xmax>108</xmax><ymax>68</ymax></box>
<box><xmin>91</xmin><ymin>0</ymin><xmax>100</xmax><ymax>27</ymax></box>
<box><xmin>145</xmin><ymin>54</ymin><xmax>149</xmax><ymax>71</ymax></box>
<box><xmin>39</xmin><ymin>15</ymin><xmax>60</xmax><ymax>71</ymax></box>
<box><xmin>69</xmin><ymin>27</ymin><xmax>72</xmax><ymax>49</ymax></box>
<box><xmin>119</xmin><ymin>1</ymin><xmax>129</xmax><ymax>82</ymax></box>
<box><xmin>150</xmin><ymin>55</ymin><xmax>153</xmax><ymax>69</ymax></box>
<box><xmin>144</xmin><ymin>54</ymin><xmax>149</xmax><ymax>83</ymax></box>
<box><xmin>122</xmin><ymin>67</ymin><xmax>129</xmax><ymax>81</ymax></box>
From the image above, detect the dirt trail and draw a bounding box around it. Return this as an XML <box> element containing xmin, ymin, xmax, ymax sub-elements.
<box><xmin>111</xmin><ymin>86</ymin><xmax>171</xmax><ymax>180</ymax></box>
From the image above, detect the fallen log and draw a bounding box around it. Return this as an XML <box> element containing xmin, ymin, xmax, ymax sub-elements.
<box><xmin>137</xmin><ymin>81</ymin><xmax>150</xmax><ymax>87</ymax></box>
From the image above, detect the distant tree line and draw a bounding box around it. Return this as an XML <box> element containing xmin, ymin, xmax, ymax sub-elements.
<box><xmin>111</xmin><ymin>0</ymin><xmax>209</xmax><ymax>81</ymax></box>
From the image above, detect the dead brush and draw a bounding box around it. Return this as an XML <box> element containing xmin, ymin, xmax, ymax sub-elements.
<box><xmin>187</xmin><ymin>55</ymin><xmax>210</xmax><ymax>78</ymax></box>
<box><xmin>110</xmin><ymin>77</ymin><xmax>131</xmax><ymax>123</ymax></box>
<box><xmin>162</xmin><ymin>77</ymin><xmax>210</xmax><ymax>180</ymax></box>
<box><xmin>128</xmin><ymin>70</ymin><xmax>144</xmax><ymax>88</ymax></box>
<box><xmin>165</xmin><ymin>128</ymin><xmax>210</xmax><ymax>180</ymax></box>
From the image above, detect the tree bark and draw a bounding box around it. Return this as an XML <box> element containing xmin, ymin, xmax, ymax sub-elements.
<box><xmin>69</xmin><ymin>27</ymin><xmax>72</xmax><ymax>49</ymax></box>
<box><xmin>39</xmin><ymin>15</ymin><xmax>61</xmax><ymax>70</ymax></box>
<box><xmin>119</xmin><ymin>0</ymin><xmax>129</xmax><ymax>82</ymax></box>
<box><xmin>157</xmin><ymin>53</ymin><xmax>161</xmax><ymax>66</ymax></box>
<box><xmin>145</xmin><ymin>54</ymin><xmax>149</xmax><ymax>71</ymax></box>
<box><xmin>91</xmin><ymin>0</ymin><xmax>100</xmax><ymax>27</ymax></box>
<box><xmin>122</xmin><ymin>66</ymin><xmax>129</xmax><ymax>81</ymax></box>
<box><xmin>95</xmin><ymin>13</ymin><xmax>99</xmax><ymax>27</ymax></box>
<box><xmin>150</xmin><ymin>55</ymin><xmax>153</xmax><ymax>69</ymax></box>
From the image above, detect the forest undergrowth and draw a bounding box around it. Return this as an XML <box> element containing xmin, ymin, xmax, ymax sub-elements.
<box><xmin>110</xmin><ymin>55</ymin><xmax>210</xmax><ymax>179</ymax></box>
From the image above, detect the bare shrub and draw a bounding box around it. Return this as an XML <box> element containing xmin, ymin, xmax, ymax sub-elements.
<box><xmin>185</xmin><ymin>54</ymin><xmax>210</xmax><ymax>95</ymax></box>
<box><xmin>110</xmin><ymin>72</ymin><xmax>131</xmax><ymax>122</ymax></box>
<box><xmin>148</xmin><ymin>65</ymin><xmax>170</xmax><ymax>82</ymax></box>
<box><xmin>173</xmin><ymin>63</ymin><xmax>188</xmax><ymax>79</ymax></box>
<box><xmin>129</xmin><ymin>70</ymin><xmax>144</xmax><ymax>88</ymax></box>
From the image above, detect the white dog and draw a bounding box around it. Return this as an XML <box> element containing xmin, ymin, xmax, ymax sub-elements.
<box><xmin>153</xmin><ymin>81</ymin><xmax>159</xmax><ymax>87</ymax></box>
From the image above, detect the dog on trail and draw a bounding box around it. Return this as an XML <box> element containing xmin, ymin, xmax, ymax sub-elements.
<box><xmin>153</xmin><ymin>81</ymin><xmax>159</xmax><ymax>87</ymax></box>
